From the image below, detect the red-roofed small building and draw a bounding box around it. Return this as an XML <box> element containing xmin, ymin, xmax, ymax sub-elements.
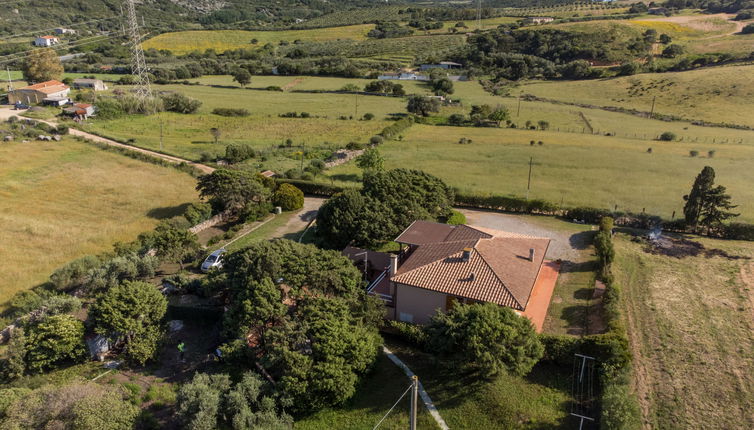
<box><xmin>8</xmin><ymin>80</ymin><xmax>70</xmax><ymax>105</ymax></box>
<box><xmin>345</xmin><ymin>220</ymin><xmax>559</xmax><ymax>331</ymax></box>
<box><xmin>34</xmin><ymin>35</ymin><xmax>60</xmax><ymax>47</ymax></box>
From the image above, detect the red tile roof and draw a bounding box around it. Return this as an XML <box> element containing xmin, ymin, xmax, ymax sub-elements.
<box><xmin>392</xmin><ymin>222</ymin><xmax>550</xmax><ymax>310</ymax></box>
<box><xmin>19</xmin><ymin>80</ymin><xmax>69</xmax><ymax>95</ymax></box>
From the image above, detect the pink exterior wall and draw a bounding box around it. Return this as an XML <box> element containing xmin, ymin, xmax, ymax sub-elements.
<box><xmin>394</xmin><ymin>283</ymin><xmax>446</xmax><ymax>325</ymax></box>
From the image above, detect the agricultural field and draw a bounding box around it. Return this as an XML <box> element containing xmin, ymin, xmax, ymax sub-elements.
<box><xmin>326</xmin><ymin>123</ymin><xmax>754</xmax><ymax>222</ymax></box>
<box><xmin>515</xmin><ymin>64</ymin><xmax>754</xmax><ymax>128</ymax></box>
<box><xmin>614</xmin><ymin>233</ymin><xmax>754</xmax><ymax>429</ymax></box>
<box><xmin>142</xmin><ymin>25</ymin><xmax>375</xmax><ymax>55</ymax></box>
<box><xmin>80</xmin><ymin>81</ymin><xmax>404</xmax><ymax>167</ymax></box>
<box><xmin>0</xmin><ymin>138</ymin><xmax>198</xmax><ymax>305</ymax></box>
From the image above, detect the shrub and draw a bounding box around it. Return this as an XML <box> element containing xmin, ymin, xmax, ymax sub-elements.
<box><xmin>346</xmin><ymin>141</ymin><xmax>365</xmax><ymax>150</ymax></box>
<box><xmin>224</xmin><ymin>143</ymin><xmax>256</xmax><ymax>163</ymax></box>
<box><xmin>362</xmin><ymin>113</ymin><xmax>375</xmax><ymax>120</ymax></box>
<box><xmin>211</xmin><ymin>108</ymin><xmax>250</xmax><ymax>117</ymax></box>
<box><xmin>369</xmin><ymin>135</ymin><xmax>384</xmax><ymax>145</ymax></box>
<box><xmin>386</xmin><ymin>320</ymin><xmax>428</xmax><ymax>348</ymax></box>
<box><xmin>25</xmin><ymin>314</ymin><xmax>86</xmax><ymax>372</ymax></box>
<box><xmin>742</xmin><ymin>23</ymin><xmax>754</xmax><ymax>34</ymax></box>
<box><xmin>707</xmin><ymin>150</ymin><xmax>715</xmax><ymax>158</ymax></box>
<box><xmin>647</xmin><ymin>147</ymin><xmax>652</xmax><ymax>153</ymax></box>
<box><xmin>662</xmin><ymin>44</ymin><xmax>684</xmax><ymax>58</ymax></box>
<box><xmin>426</xmin><ymin>303</ymin><xmax>543</xmax><ymax>376</ymax></box>
<box><xmin>184</xmin><ymin>202</ymin><xmax>213</xmax><ymax>225</ymax></box>
<box><xmin>689</xmin><ymin>150</ymin><xmax>699</xmax><ymax>157</ymax></box>
<box><xmin>659</xmin><ymin>131</ymin><xmax>676</xmax><ymax>141</ymax></box>
<box><xmin>273</xmin><ymin>183</ymin><xmax>304</xmax><ymax>211</ymax></box>
<box><xmin>161</xmin><ymin>92</ymin><xmax>202</xmax><ymax>114</ymax></box>
<box><xmin>446</xmin><ymin>209</ymin><xmax>466</xmax><ymax>225</ymax></box>
<box><xmin>265</xmin><ymin>85</ymin><xmax>284</xmax><ymax>91</ymax></box>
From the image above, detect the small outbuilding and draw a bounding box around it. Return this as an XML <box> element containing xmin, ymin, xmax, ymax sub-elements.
<box><xmin>8</xmin><ymin>80</ymin><xmax>70</xmax><ymax>105</ymax></box>
<box><xmin>34</xmin><ymin>35</ymin><xmax>60</xmax><ymax>47</ymax></box>
<box><xmin>72</xmin><ymin>78</ymin><xmax>108</xmax><ymax>91</ymax></box>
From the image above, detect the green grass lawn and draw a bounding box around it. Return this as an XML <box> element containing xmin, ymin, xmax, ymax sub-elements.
<box><xmin>381</xmin><ymin>338</ymin><xmax>575</xmax><ymax>429</ymax></box>
<box><xmin>614</xmin><ymin>233</ymin><xmax>754</xmax><ymax>429</ymax></box>
<box><xmin>516</xmin><ymin>64</ymin><xmax>754</xmax><ymax>128</ymax></box>
<box><xmin>142</xmin><ymin>25</ymin><xmax>375</xmax><ymax>55</ymax></box>
<box><xmin>296</xmin><ymin>352</ymin><xmax>439</xmax><ymax>430</ymax></box>
<box><xmin>0</xmin><ymin>139</ymin><xmax>198</xmax><ymax>306</ymax></box>
<box><xmin>326</xmin><ymin>123</ymin><xmax>754</xmax><ymax>222</ymax></box>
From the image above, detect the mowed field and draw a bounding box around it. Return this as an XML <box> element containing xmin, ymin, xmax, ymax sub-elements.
<box><xmin>81</xmin><ymin>80</ymin><xmax>405</xmax><ymax>168</ymax></box>
<box><xmin>614</xmin><ymin>234</ymin><xmax>754</xmax><ymax>429</ymax></box>
<box><xmin>142</xmin><ymin>24</ymin><xmax>374</xmax><ymax>54</ymax></box>
<box><xmin>0</xmin><ymin>139</ymin><xmax>198</xmax><ymax>304</ymax></box>
<box><xmin>326</xmin><ymin>123</ymin><xmax>754</xmax><ymax>222</ymax></box>
<box><xmin>518</xmin><ymin>65</ymin><xmax>754</xmax><ymax>128</ymax></box>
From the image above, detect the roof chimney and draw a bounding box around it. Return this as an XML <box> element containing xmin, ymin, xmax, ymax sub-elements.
<box><xmin>469</xmin><ymin>272</ymin><xmax>475</xmax><ymax>281</ymax></box>
<box><xmin>389</xmin><ymin>254</ymin><xmax>398</xmax><ymax>276</ymax></box>
<box><xmin>462</xmin><ymin>248</ymin><xmax>472</xmax><ymax>262</ymax></box>
<box><xmin>529</xmin><ymin>248</ymin><xmax>535</xmax><ymax>262</ymax></box>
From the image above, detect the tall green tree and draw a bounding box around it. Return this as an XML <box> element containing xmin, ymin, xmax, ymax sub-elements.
<box><xmin>151</xmin><ymin>221</ymin><xmax>199</xmax><ymax>269</ymax></box>
<box><xmin>0</xmin><ymin>328</ymin><xmax>26</xmax><ymax>382</ymax></box>
<box><xmin>407</xmin><ymin>95</ymin><xmax>441</xmax><ymax>116</ymax></box>
<box><xmin>426</xmin><ymin>303</ymin><xmax>543</xmax><ymax>376</ymax></box>
<box><xmin>233</xmin><ymin>68</ymin><xmax>252</xmax><ymax>88</ymax></box>
<box><xmin>315</xmin><ymin>189</ymin><xmax>391</xmax><ymax>249</ymax></box>
<box><xmin>197</xmin><ymin>169</ymin><xmax>271</xmax><ymax>215</ymax></box>
<box><xmin>219</xmin><ymin>240</ymin><xmax>383</xmax><ymax>413</ymax></box>
<box><xmin>89</xmin><ymin>281</ymin><xmax>167</xmax><ymax>365</ymax></box>
<box><xmin>683</xmin><ymin>166</ymin><xmax>738</xmax><ymax>230</ymax></box>
<box><xmin>355</xmin><ymin>147</ymin><xmax>384</xmax><ymax>172</ymax></box>
<box><xmin>22</xmin><ymin>48</ymin><xmax>63</xmax><ymax>83</ymax></box>
<box><xmin>24</xmin><ymin>314</ymin><xmax>86</xmax><ymax>373</ymax></box>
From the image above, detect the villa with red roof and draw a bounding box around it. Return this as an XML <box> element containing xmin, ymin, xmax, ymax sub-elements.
<box><xmin>344</xmin><ymin>220</ymin><xmax>560</xmax><ymax>331</ymax></box>
<box><xmin>8</xmin><ymin>80</ymin><xmax>70</xmax><ymax>105</ymax></box>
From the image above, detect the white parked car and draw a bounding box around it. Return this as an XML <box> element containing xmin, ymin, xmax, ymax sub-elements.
<box><xmin>201</xmin><ymin>249</ymin><xmax>225</xmax><ymax>273</ymax></box>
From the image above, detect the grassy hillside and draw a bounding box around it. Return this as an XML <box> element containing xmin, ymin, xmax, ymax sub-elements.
<box><xmin>516</xmin><ymin>65</ymin><xmax>754</xmax><ymax>128</ymax></box>
<box><xmin>142</xmin><ymin>25</ymin><xmax>374</xmax><ymax>54</ymax></box>
<box><xmin>614</xmin><ymin>234</ymin><xmax>754</xmax><ymax>429</ymax></box>
<box><xmin>0</xmin><ymin>139</ymin><xmax>198</xmax><ymax>305</ymax></box>
<box><xmin>326</xmin><ymin>123</ymin><xmax>754</xmax><ymax>222</ymax></box>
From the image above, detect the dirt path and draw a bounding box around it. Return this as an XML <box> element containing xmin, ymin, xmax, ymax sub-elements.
<box><xmin>270</xmin><ymin>196</ymin><xmax>326</xmax><ymax>240</ymax></box>
<box><xmin>282</xmin><ymin>77</ymin><xmax>306</xmax><ymax>91</ymax></box>
<box><xmin>0</xmin><ymin>106</ymin><xmax>215</xmax><ymax>174</ymax></box>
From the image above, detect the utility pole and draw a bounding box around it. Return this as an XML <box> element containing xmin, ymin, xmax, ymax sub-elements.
<box><xmin>477</xmin><ymin>0</ymin><xmax>483</xmax><ymax>30</ymax></box>
<box><xmin>125</xmin><ymin>0</ymin><xmax>152</xmax><ymax>109</ymax></box>
<box><xmin>159</xmin><ymin>116</ymin><xmax>164</xmax><ymax>151</ymax></box>
<box><xmin>649</xmin><ymin>96</ymin><xmax>656</xmax><ymax>119</ymax></box>
<box><xmin>526</xmin><ymin>157</ymin><xmax>533</xmax><ymax>200</ymax></box>
<box><xmin>5</xmin><ymin>67</ymin><xmax>13</xmax><ymax>92</ymax></box>
<box><xmin>355</xmin><ymin>93</ymin><xmax>358</xmax><ymax>119</ymax></box>
<box><xmin>409</xmin><ymin>376</ymin><xmax>418</xmax><ymax>430</ymax></box>
<box><xmin>517</xmin><ymin>93</ymin><xmax>522</xmax><ymax>117</ymax></box>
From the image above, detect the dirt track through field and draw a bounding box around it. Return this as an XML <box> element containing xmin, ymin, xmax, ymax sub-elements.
<box><xmin>0</xmin><ymin>107</ymin><xmax>215</xmax><ymax>174</ymax></box>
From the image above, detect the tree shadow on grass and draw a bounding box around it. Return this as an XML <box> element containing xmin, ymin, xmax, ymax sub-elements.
<box><xmin>559</xmin><ymin>260</ymin><xmax>595</xmax><ymax>273</ymax></box>
<box><xmin>146</xmin><ymin>203</ymin><xmax>192</xmax><ymax>220</ymax></box>
<box><xmin>560</xmin><ymin>305</ymin><xmax>589</xmax><ymax>335</ymax></box>
<box><xmin>569</xmin><ymin>230</ymin><xmax>595</xmax><ymax>250</ymax></box>
<box><xmin>328</xmin><ymin>173</ymin><xmax>361</xmax><ymax>183</ymax></box>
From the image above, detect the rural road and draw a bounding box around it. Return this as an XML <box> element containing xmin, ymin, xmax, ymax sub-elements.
<box><xmin>0</xmin><ymin>106</ymin><xmax>215</xmax><ymax>174</ymax></box>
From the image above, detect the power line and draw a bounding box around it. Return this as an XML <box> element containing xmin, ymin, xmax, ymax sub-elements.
<box><xmin>372</xmin><ymin>382</ymin><xmax>413</xmax><ymax>430</ymax></box>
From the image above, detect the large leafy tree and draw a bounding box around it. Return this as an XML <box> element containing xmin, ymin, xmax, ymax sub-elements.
<box><xmin>22</xmin><ymin>48</ymin><xmax>63</xmax><ymax>83</ymax></box>
<box><xmin>197</xmin><ymin>169</ymin><xmax>271</xmax><ymax>215</ymax></box>
<box><xmin>426</xmin><ymin>303</ymin><xmax>544</xmax><ymax>376</ymax></box>
<box><xmin>233</xmin><ymin>68</ymin><xmax>252</xmax><ymax>88</ymax></box>
<box><xmin>89</xmin><ymin>281</ymin><xmax>167</xmax><ymax>365</ymax></box>
<box><xmin>219</xmin><ymin>240</ymin><xmax>383</xmax><ymax>413</ymax></box>
<box><xmin>683</xmin><ymin>166</ymin><xmax>738</xmax><ymax>230</ymax></box>
<box><xmin>151</xmin><ymin>220</ymin><xmax>200</xmax><ymax>269</ymax></box>
<box><xmin>24</xmin><ymin>314</ymin><xmax>86</xmax><ymax>373</ymax></box>
<box><xmin>317</xmin><ymin>169</ymin><xmax>453</xmax><ymax>248</ymax></box>
<box><xmin>315</xmin><ymin>189</ymin><xmax>391</xmax><ymax>249</ymax></box>
<box><xmin>2</xmin><ymin>382</ymin><xmax>139</xmax><ymax>430</ymax></box>
<box><xmin>407</xmin><ymin>95</ymin><xmax>441</xmax><ymax>116</ymax></box>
